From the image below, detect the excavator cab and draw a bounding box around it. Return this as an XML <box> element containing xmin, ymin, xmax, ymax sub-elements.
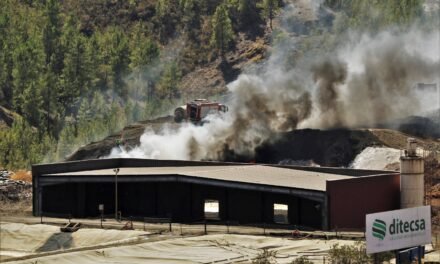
<box><xmin>174</xmin><ymin>99</ymin><xmax>228</xmax><ymax>123</ymax></box>
<box><xmin>188</xmin><ymin>103</ymin><xmax>199</xmax><ymax>121</ymax></box>
<box><xmin>219</xmin><ymin>105</ymin><xmax>228</xmax><ymax>112</ymax></box>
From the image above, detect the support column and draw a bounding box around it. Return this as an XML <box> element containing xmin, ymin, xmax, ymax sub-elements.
<box><xmin>38</xmin><ymin>186</ymin><xmax>43</xmax><ymax>217</ymax></box>
<box><xmin>321</xmin><ymin>195</ymin><xmax>329</xmax><ymax>231</ymax></box>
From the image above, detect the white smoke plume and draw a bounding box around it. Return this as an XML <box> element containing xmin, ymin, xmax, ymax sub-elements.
<box><xmin>108</xmin><ymin>8</ymin><xmax>440</xmax><ymax>161</ymax></box>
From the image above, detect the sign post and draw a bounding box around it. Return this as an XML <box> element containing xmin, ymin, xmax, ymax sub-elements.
<box><xmin>366</xmin><ymin>206</ymin><xmax>431</xmax><ymax>256</ymax></box>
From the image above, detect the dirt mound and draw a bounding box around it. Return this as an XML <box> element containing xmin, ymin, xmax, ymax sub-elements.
<box><xmin>254</xmin><ymin>129</ymin><xmax>405</xmax><ymax>167</ymax></box>
<box><xmin>395</xmin><ymin>115</ymin><xmax>440</xmax><ymax>139</ymax></box>
<box><xmin>67</xmin><ymin>114</ymin><xmax>440</xmax><ymax>168</ymax></box>
<box><xmin>67</xmin><ymin>116</ymin><xmax>180</xmax><ymax>161</ymax></box>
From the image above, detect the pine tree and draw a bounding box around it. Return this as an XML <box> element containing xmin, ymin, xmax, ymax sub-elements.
<box><xmin>129</xmin><ymin>27</ymin><xmax>159</xmax><ymax>68</ymax></box>
<box><xmin>129</xmin><ymin>24</ymin><xmax>160</xmax><ymax>101</ymax></box>
<box><xmin>22</xmin><ymin>80</ymin><xmax>43</xmax><ymax>127</ymax></box>
<box><xmin>43</xmin><ymin>0</ymin><xmax>63</xmax><ymax>72</ymax></box>
<box><xmin>42</xmin><ymin>0</ymin><xmax>63</xmax><ymax>134</ymax></box>
<box><xmin>0</xmin><ymin>6</ymin><xmax>13</xmax><ymax>107</ymax></box>
<box><xmin>12</xmin><ymin>35</ymin><xmax>45</xmax><ymax>116</ymax></box>
<box><xmin>157</xmin><ymin>61</ymin><xmax>182</xmax><ymax>99</ymax></box>
<box><xmin>56</xmin><ymin>123</ymin><xmax>77</xmax><ymax>160</ymax></box>
<box><xmin>180</xmin><ymin>0</ymin><xmax>201</xmax><ymax>40</ymax></box>
<box><xmin>210</xmin><ymin>4</ymin><xmax>234</xmax><ymax>57</ymax></box>
<box><xmin>60</xmin><ymin>17</ymin><xmax>89</xmax><ymax>115</ymax></box>
<box><xmin>98</xmin><ymin>27</ymin><xmax>130</xmax><ymax>99</ymax></box>
<box><xmin>86</xmin><ymin>34</ymin><xmax>104</xmax><ymax>91</ymax></box>
<box><xmin>259</xmin><ymin>0</ymin><xmax>279</xmax><ymax>30</ymax></box>
<box><xmin>155</xmin><ymin>0</ymin><xmax>168</xmax><ymax>43</ymax></box>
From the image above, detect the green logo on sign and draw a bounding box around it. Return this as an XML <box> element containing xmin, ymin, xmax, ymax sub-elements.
<box><xmin>372</xmin><ymin>219</ymin><xmax>387</xmax><ymax>240</ymax></box>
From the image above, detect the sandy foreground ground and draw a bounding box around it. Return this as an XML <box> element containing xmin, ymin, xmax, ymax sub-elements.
<box><xmin>2</xmin><ymin>222</ymin><xmax>440</xmax><ymax>263</ymax></box>
<box><xmin>0</xmin><ymin>222</ymin><xmax>359</xmax><ymax>264</ymax></box>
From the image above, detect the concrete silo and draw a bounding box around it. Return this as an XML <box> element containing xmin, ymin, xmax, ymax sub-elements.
<box><xmin>400</xmin><ymin>138</ymin><xmax>425</xmax><ymax>209</ymax></box>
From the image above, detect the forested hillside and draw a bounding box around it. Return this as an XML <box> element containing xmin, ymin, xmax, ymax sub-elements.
<box><xmin>0</xmin><ymin>0</ymin><xmax>433</xmax><ymax>170</ymax></box>
<box><xmin>0</xmin><ymin>0</ymin><xmax>275</xmax><ymax>169</ymax></box>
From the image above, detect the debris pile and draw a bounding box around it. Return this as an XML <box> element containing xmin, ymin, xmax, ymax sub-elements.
<box><xmin>278</xmin><ymin>159</ymin><xmax>320</xmax><ymax>167</ymax></box>
<box><xmin>0</xmin><ymin>170</ymin><xmax>32</xmax><ymax>201</ymax></box>
<box><xmin>350</xmin><ymin>147</ymin><xmax>401</xmax><ymax>170</ymax></box>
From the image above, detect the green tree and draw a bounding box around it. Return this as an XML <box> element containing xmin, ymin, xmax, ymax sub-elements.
<box><xmin>0</xmin><ymin>5</ymin><xmax>13</xmax><ymax>107</ymax></box>
<box><xmin>157</xmin><ymin>61</ymin><xmax>181</xmax><ymax>99</ymax></box>
<box><xmin>129</xmin><ymin>23</ymin><xmax>160</xmax><ymax>101</ymax></box>
<box><xmin>42</xmin><ymin>0</ymin><xmax>63</xmax><ymax>72</ymax></box>
<box><xmin>259</xmin><ymin>0</ymin><xmax>279</xmax><ymax>29</ymax></box>
<box><xmin>21</xmin><ymin>80</ymin><xmax>43</xmax><ymax>126</ymax></box>
<box><xmin>180</xmin><ymin>0</ymin><xmax>201</xmax><ymax>40</ymax></box>
<box><xmin>129</xmin><ymin>24</ymin><xmax>159</xmax><ymax>68</ymax></box>
<box><xmin>0</xmin><ymin>117</ymin><xmax>53</xmax><ymax>170</ymax></box>
<box><xmin>60</xmin><ymin>17</ymin><xmax>90</xmax><ymax>115</ymax></box>
<box><xmin>98</xmin><ymin>27</ymin><xmax>130</xmax><ymax>98</ymax></box>
<box><xmin>56</xmin><ymin>123</ymin><xmax>77</xmax><ymax>160</ymax></box>
<box><xmin>11</xmin><ymin>35</ymin><xmax>45</xmax><ymax>117</ymax></box>
<box><xmin>85</xmin><ymin>34</ymin><xmax>102</xmax><ymax>91</ymax></box>
<box><xmin>155</xmin><ymin>0</ymin><xmax>179</xmax><ymax>43</ymax></box>
<box><xmin>228</xmin><ymin>0</ymin><xmax>259</xmax><ymax>29</ymax></box>
<box><xmin>324</xmin><ymin>0</ymin><xmax>423</xmax><ymax>30</ymax></box>
<box><xmin>42</xmin><ymin>0</ymin><xmax>64</xmax><ymax>133</ymax></box>
<box><xmin>210</xmin><ymin>4</ymin><xmax>234</xmax><ymax>57</ymax></box>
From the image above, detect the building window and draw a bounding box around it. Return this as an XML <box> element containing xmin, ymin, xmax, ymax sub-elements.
<box><xmin>204</xmin><ymin>199</ymin><xmax>219</xmax><ymax>219</ymax></box>
<box><xmin>273</xmin><ymin>203</ymin><xmax>289</xmax><ymax>224</ymax></box>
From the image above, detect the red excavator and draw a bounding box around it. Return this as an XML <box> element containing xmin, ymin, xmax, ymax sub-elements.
<box><xmin>174</xmin><ymin>99</ymin><xmax>228</xmax><ymax>123</ymax></box>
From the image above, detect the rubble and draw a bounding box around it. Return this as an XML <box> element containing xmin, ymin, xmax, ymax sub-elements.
<box><xmin>0</xmin><ymin>170</ymin><xmax>32</xmax><ymax>201</ymax></box>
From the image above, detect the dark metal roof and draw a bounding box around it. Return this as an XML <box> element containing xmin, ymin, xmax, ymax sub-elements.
<box><xmin>44</xmin><ymin>165</ymin><xmax>353</xmax><ymax>192</ymax></box>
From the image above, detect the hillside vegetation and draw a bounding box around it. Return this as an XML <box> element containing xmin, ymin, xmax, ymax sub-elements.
<box><xmin>0</xmin><ymin>0</ymin><xmax>431</xmax><ymax>169</ymax></box>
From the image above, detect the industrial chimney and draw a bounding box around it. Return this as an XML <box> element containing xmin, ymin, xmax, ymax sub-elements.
<box><xmin>400</xmin><ymin>138</ymin><xmax>424</xmax><ymax>209</ymax></box>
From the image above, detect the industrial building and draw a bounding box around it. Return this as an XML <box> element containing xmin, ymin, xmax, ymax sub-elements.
<box><xmin>32</xmin><ymin>158</ymin><xmax>400</xmax><ymax>230</ymax></box>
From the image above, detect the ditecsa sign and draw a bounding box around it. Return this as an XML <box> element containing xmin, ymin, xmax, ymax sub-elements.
<box><xmin>366</xmin><ymin>206</ymin><xmax>431</xmax><ymax>254</ymax></box>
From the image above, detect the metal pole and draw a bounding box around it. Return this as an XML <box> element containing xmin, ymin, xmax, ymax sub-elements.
<box><xmin>418</xmin><ymin>246</ymin><xmax>422</xmax><ymax>264</ymax></box>
<box><xmin>114</xmin><ymin>168</ymin><xmax>119</xmax><ymax>221</ymax></box>
<box><xmin>39</xmin><ymin>187</ymin><xmax>42</xmax><ymax>224</ymax></box>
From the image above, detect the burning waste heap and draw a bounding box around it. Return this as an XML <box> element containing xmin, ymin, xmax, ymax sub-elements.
<box><xmin>108</xmin><ymin>26</ymin><xmax>439</xmax><ymax>162</ymax></box>
<box><xmin>63</xmin><ymin>1</ymin><xmax>436</xmax><ymax>164</ymax></box>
